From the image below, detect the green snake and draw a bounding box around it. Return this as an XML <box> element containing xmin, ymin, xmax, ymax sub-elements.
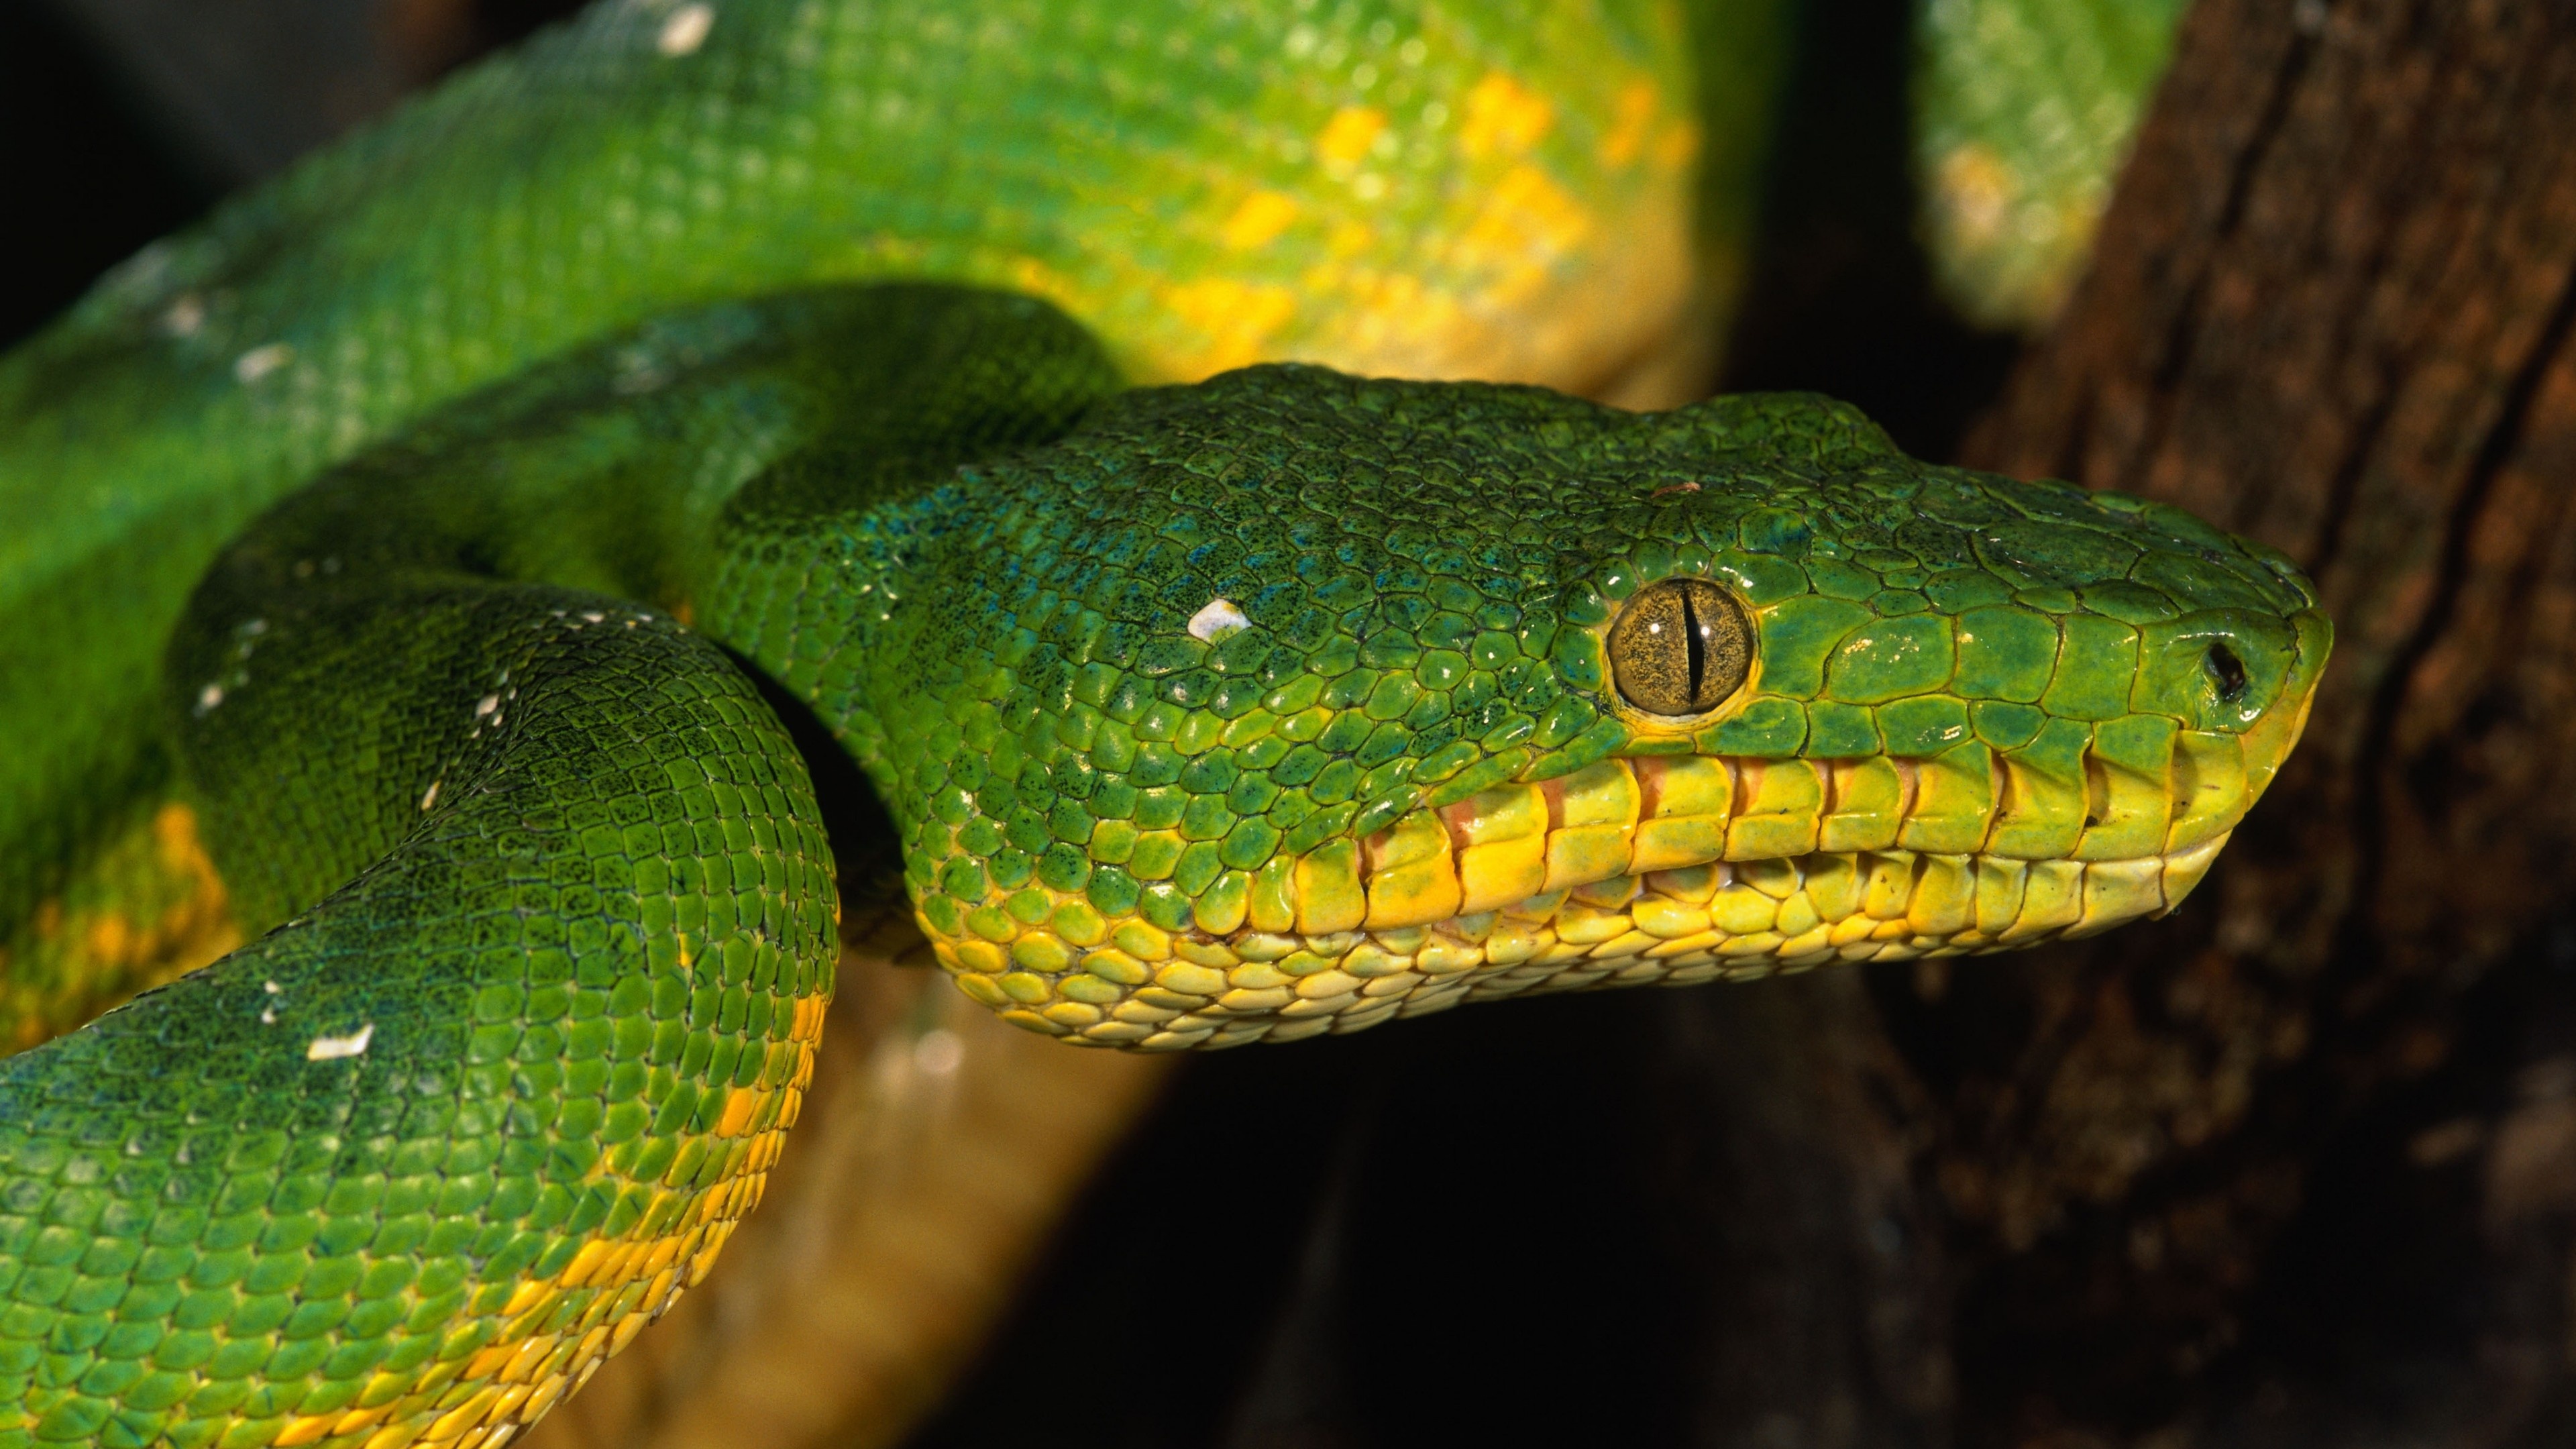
<box><xmin>0</xmin><ymin>1</ymin><xmax>2325</xmax><ymax>1444</ymax></box>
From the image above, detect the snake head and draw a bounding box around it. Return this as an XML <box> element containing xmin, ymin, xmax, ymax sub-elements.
<box><xmin>864</xmin><ymin>366</ymin><xmax>2330</xmax><ymax>1049</ymax></box>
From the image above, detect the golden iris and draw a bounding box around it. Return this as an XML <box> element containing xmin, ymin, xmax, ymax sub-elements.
<box><xmin>1608</xmin><ymin>578</ymin><xmax>1751</xmax><ymax>716</ymax></box>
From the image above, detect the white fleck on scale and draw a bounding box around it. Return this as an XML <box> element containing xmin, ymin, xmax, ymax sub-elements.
<box><xmin>658</xmin><ymin>3</ymin><xmax>714</xmax><ymax>56</ymax></box>
<box><xmin>234</xmin><ymin>343</ymin><xmax>294</xmax><ymax>384</ymax></box>
<box><xmin>306</xmin><ymin>1024</ymin><xmax>374</xmax><ymax>1061</ymax></box>
<box><xmin>1187</xmin><ymin>598</ymin><xmax>1251</xmax><ymax>641</ymax></box>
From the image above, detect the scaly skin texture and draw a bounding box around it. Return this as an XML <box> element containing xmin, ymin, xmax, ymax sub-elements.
<box><xmin>0</xmin><ymin>0</ymin><xmax>1723</xmax><ymax>1020</ymax></box>
<box><xmin>0</xmin><ymin>5</ymin><xmax>2324</xmax><ymax>1448</ymax></box>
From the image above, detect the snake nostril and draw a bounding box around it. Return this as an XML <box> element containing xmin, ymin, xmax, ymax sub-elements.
<box><xmin>2206</xmin><ymin>642</ymin><xmax>2249</xmax><ymax>701</ymax></box>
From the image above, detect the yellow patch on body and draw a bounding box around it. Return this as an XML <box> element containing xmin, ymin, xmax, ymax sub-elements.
<box><xmin>1599</xmin><ymin>78</ymin><xmax>1662</xmax><ymax>167</ymax></box>
<box><xmin>2</xmin><ymin>801</ymin><xmax>241</xmax><ymax>1052</ymax></box>
<box><xmin>1937</xmin><ymin>142</ymin><xmax>2017</xmax><ymax>246</ymax></box>
<box><xmin>1036</xmin><ymin>55</ymin><xmax>1697</xmax><ymax>403</ymax></box>
<box><xmin>1313</xmin><ymin>105</ymin><xmax>1387</xmax><ymax>168</ymax></box>
<box><xmin>1159</xmin><ymin>276</ymin><xmax>1300</xmax><ymax>375</ymax></box>
<box><xmin>1458</xmin><ymin>72</ymin><xmax>1555</xmax><ymax>160</ymax></box>
<box><xmin>1455</xmin><ymin>164</ymin><xmax>1597</xmax><ymax>307</ymax></box>
<box><xmin>272</xmin><ymin>989</ymin><xmax>830</xmax><ymax>1448</ymax></box>
<box><xmin>1218</xmin><ymin>191</ymin><xmax>1301</xmax><ymax>252</ymax></box>
<box><xmin>1004</xmin><ymin>254</ymin><xmax>1089</xmax><ymax>315</ymax></box>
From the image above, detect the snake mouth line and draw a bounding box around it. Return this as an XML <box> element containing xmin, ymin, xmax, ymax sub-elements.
<box><xmin>932</xmin><ymin>830</ymin><xmax>2230</xmax><ymax>1053</ymax></box>
<box><xmin>924</xmin><ymin>709</ymin><xmax>2300</xmax><ymax>1051</ymax></box>
<box><xmin>1341</xmin><ymin>741</ymin><xmax>2254</xmax><ymax>937</ymax></box>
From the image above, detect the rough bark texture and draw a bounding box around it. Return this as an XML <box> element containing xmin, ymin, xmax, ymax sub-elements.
<box><xmin>1931</xmin><ymin>0</ymin><xmax>2576</xmax><ymax>1440</ymax></box>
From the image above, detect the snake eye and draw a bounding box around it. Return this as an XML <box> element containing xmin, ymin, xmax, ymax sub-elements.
<box><xmin>2205</xmin><ymin>642</ymin><xmax>2249</xmax><ymax>701</ymax></box>
<box><xmin>1609</xmin><ymin>578</ymin><xmax>1752</xmax><ymax>717</ymax></box>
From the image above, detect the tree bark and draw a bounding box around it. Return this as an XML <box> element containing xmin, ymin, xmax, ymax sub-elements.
<box><xmin>1931</xmin><ymin>0</ymin><xmax>2576</xmax><ymax>1440</ymax></box>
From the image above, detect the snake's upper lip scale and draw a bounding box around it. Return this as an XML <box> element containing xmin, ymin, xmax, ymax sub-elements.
<box><xmin>1331</xmin><ymin>683</ymin><xmax>2315</xmax><ymax>938</ymax></box>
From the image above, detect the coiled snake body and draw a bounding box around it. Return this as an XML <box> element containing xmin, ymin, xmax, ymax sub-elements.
<box><xmin>0</xmin><ymin>3</ymin><xmax>2327</xmax><ymax>1444</ymax></box>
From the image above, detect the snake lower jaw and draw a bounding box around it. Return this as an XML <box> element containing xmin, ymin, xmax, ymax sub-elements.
<box><xmin>922</xmin><ymin>831</ymin><xmax>2237</xmax><ymax>1051</ymax></box>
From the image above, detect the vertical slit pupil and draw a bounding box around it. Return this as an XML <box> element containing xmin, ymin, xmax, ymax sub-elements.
<box><xmin>1610</xmin><ymin>578</ymin><xmax>1753</xmax><ymax>717</ymax></box>
<box><xmin>1681</xmin><ymin>588</ymin><xmax>1705</xmax><ymax>701</ymax></box>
